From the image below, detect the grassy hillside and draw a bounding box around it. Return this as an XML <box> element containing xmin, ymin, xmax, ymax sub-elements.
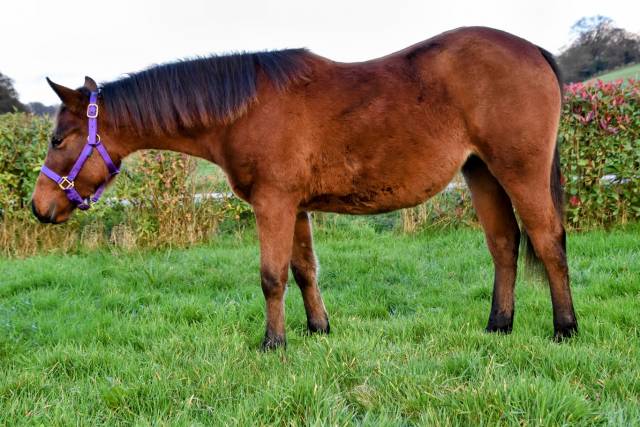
<box><xmin>589</xmin><ymin>63</ymin><xmax>640</xmax><ymax>82</ymax></box>
<box><xmin>1</xmin><ymin>225</ymin><xmax>639</xmax><ymax>425</ymax></box>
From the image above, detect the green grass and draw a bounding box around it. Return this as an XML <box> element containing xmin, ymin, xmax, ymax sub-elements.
<box><xmin>590</xmin><ymin>63</ymin><xmax>640</xmax><ymax>82</ymax></box>
<box><xmin>1</xmin><ymin>224</ymin><xmax>639</xmax><ymax>425</ymax></box>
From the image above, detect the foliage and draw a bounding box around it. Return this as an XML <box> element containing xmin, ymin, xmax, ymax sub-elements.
<box><xmin>110</xmin><ymin>150</ymin><xmax>250</xmax><ymax>248</ymax></box>
<box><xmin>0</xmin><ymin>113</ymin><xmax>51</xmax><ymax>214</ymax></box>
<box><xmin>400</xmin><ymin>184</ymin><xmax>475</xmax><ymax>232</ymax></box>
<box><xmin>0</xmin><ymin>227</ymin><xmax>639</xmax><ymax>424</ymax></box>
<box><xmin>558</xmin><ymin>16</ymin><xmax>640</xmax><ymax>83</ymax></box>
<box><xmin>0</xmin><ymin>72</ymin><xmax>26</xmax><ymax>114</ymax></box>
<box><xmin>559</xmin><ymin>79</ymin><xmax>640</xmax><ymax>228</ymax></box>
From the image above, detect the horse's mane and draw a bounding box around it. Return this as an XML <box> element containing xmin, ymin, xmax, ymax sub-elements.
<box><xmin>100</xmin><ymin>48</ymin><xmax>312</xmax><ymax>136</ymax></box>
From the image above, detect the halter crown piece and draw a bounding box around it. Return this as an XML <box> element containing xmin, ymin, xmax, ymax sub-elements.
<box><xmin>40</xmin><ymin>92</ymin><xmax>120</xmax><ymax>210</ymax></box>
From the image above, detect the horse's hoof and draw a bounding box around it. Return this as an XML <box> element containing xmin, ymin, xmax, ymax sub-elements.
<box><xmin>261</xmin><ymin>334</ymin><xmax>286</xmax><ymax>351</ymax></box>
<box><xmin>307</xmin><ymin>318</ymin><xmax>330</xmax><ymax>335</ymax></box>
<box><xmin>485</xmin><ymin>323</ymin><xmax>512</xmax><ymax>334</ymax></box>
<box><xmin>486</xmin><ymin>312</ymin><xmax>513</xmax><ymax>334</ymax></box>
<box><xmin>553</xmin><ymin>322</ymin><xmax>578</xmax><ymax>342</ymax></box>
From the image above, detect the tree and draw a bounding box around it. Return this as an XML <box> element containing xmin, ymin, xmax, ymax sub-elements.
<box><xmin>27</xmin><ymin>102</ymin><xmax>57</xmax><ymax>116</ymax></box>
<box><xmin>0</xmin><ymin>72</ymin><xmax>26</xmax><ymax>114</ymax></box>
<box><xmin>558</xmin><ymin>16</ymin><xmax>640</xmax><ymax>82</ymax></box>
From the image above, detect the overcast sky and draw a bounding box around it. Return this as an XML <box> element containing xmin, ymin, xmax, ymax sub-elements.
<box><xmin>3</xmin><ymin>0</ymin><xmax>639</xmax><ymax>105</ymax></box>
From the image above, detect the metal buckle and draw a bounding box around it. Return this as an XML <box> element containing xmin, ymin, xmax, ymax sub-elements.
<box><xmin>87</xmin><ymin>133</ymin><xmax>101</xmax><ymax>144</ymax></box>
<box><xmin>58</xmin><ymin>176</ymin><xmax>75</xmax><ymax>190</ymax></box>
<box><xmin>87</xmin><ymin>103</ymin><xmax>99</xmax><ymax>118</ymax></box>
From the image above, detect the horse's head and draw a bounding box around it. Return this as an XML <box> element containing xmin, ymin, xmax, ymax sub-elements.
<box><xmin>31</xmin><ymin>77</ymin><xmax>122</xmax><ymax>224</ymax></box>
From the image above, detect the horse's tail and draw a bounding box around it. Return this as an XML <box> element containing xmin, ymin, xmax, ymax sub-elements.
<box><xmin>522</xmin><ymin>47</ymin><xmax>565</xmax><ymax>272</ymax></box>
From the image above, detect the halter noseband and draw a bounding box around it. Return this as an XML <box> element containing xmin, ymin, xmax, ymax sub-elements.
<box><xmin>40</xmin><ymin>91</ymin><xmax>120</xmax><ymax>210</ymax></box>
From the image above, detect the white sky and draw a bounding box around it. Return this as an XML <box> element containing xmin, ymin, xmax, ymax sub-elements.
<box><xmin>3</xmin><ymin>0</ymin><xmax>639</xmax><ymax>105</ymax></box>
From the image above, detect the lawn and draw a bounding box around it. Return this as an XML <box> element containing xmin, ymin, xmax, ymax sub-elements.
<box><xmin>1</xmin><ymin>224</ymin><xmax>639</xmax><ymax>425</ymax></box>
<box><xmin>589</xmin><ymin>63</ymin><xmax>640</xmax><ymax>82</ymax></box>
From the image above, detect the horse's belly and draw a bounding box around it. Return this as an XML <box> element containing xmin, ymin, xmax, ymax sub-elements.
<box><xmin>303</xmin><ymin>134</ymin><xmax>470</xmax><ymax>214</ymax></box>
<box><xmin>302</xmin><ymin>175</ymin><xmax>450</xmax><ymax>215</ymax></box>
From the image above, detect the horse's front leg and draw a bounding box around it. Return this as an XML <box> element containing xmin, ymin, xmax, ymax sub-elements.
<box><xmin>291</xmin><ymin>211</ymin><xmax>330</xmax><ymax>334</ymax></box>
<box><xmin>253</xmin><ymin>195</ymin><xmax>298</xmax><ymax>350</ymax></box>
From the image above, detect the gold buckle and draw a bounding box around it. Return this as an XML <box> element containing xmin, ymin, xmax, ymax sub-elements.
<box><xmin>58</xmin><ymin>176</ymin><xmax>74</xmax><ymax>190</ymax></box>
<box><xmin>87</xmin><ymin>103</ymin><xmax>99</xmax><ymax>118</ymax></box>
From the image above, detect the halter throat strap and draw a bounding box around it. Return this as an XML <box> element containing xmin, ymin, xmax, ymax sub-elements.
<box><xmin>40</xmin><ymin>91</ymin><xmax>120</xmax><ymax>210</ymax></box>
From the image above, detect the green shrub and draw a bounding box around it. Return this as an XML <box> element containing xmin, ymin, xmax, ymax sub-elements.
<box><xmin>559</xmin><ymin>79</ymin><xmax>640</xmax><ymax>228</ymax></box>
<box><xmin>111</xmin><ymin>150</ymin><xmax>249</xmax><ymax>247</ymax></box>
<box><xmin>0</xmin><ymin>113</ymin><xmax>51</xmax><ymax>215</ymax></box>
<box><xmin>400</xmin><ymin>183</ymin><xmax>475</xmax><ymax>233</ymax></box>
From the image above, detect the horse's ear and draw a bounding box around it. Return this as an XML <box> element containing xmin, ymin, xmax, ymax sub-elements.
<box><xmin>83</xmin><ymin>76</ymin><xmax>98</xmax><ymax>91</ymax></box>
<box><xmin>46</xmin><ymin>77</ymin><xmax>83</xmax><ymax>107</ymax></box>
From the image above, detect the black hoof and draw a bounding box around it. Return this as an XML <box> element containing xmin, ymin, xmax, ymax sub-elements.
<box><xmin>307</xmin><ymin>318</ymin><xmax>330</xmax><ymax>335</ymax></box>
<box><xmin>486</xmin><ymin>312</ymin><xmax>513</xmax><ymax>334</ymax></box>
<box><xmin>553</xmin><ymin>322</ymin><xmax>578</xmax><ymax>342</ymax></box>
<box><xmin>261</xmin><ymin>334</ymin><xmax>286</xmax><ymax>351</ymax></box>
<box><xmin>486</xmin><ymin>323</ymin><xmax>513</xmax><ymax>334</ymax></box>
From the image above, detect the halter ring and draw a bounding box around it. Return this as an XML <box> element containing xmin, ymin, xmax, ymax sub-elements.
<box><xmin>58</xmin><ymin>176</ymin><xmax>75</xmax><ymax>190</ymax></box>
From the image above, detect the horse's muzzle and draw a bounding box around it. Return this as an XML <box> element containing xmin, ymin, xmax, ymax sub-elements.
<box><xmin>31</xmin><ymin>199</ymin><xmax>53</xmax><ymax>224</ymax></box>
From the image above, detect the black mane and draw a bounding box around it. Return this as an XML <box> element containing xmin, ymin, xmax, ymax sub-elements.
<box><xmin>100</xmin><ymin>48</ymin><xmax>312</xmax><ymax>136</ymax></box>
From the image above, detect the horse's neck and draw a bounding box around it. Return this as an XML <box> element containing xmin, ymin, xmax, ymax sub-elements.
<box><xmin>118</xmin><ymin>126</ymin><xmax>226</xmax><ymax>165</ymax></box>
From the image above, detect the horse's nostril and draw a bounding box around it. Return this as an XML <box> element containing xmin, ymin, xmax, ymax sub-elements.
<box><xmin>31</xmin><ymin>200</ymin><xmax>51</xmax><ymax>224</ymax></box>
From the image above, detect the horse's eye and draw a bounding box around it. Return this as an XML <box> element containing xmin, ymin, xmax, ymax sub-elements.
<box><xmin>51</xmin><ymin>136</ymin><xmax>63</xmax><ymax>147</ymax></box>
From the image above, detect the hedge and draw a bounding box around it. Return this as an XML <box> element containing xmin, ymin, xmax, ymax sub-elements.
<box><xmin>559</xmin><ymin>79</ymin><xmax>640</xmax><ymax>228</ymax></box>
<box><xmin>0</xmin><ymin>113</ymin><xmax>50</xmax><ymax>214</ymax></box>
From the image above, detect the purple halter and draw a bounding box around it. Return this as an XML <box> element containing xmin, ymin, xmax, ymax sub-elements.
<box><xmin>40</xmin><ymin>91</ymin><xmax>120</xmax><ymax>210</ymax></box>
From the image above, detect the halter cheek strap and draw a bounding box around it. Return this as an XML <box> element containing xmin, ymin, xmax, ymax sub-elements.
<box><xmin>40</xmin><ymin>91</ymin><xmax>120</xmax><ymax>210</ymax></box>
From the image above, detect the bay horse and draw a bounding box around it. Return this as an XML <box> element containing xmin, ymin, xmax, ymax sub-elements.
<box><xmin>32</xmin><ymin>26</ymin><xmax>577</xmax><ymax>349</ymax></box>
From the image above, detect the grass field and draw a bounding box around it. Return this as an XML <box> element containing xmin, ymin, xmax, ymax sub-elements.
<box><xmin>589</xmin><ymin>63</ymin><xmax>640</xmax><ymax>82</ymax></box>
<box><xmin>1</xmin><ymin>224</ymin><xmax>639</xmax><ymax>425</ymax></box>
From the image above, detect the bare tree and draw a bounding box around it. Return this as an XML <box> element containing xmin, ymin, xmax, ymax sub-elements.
<box><xmin>558</xmin><ymin>16</ymin><xmax>640</xmax><ymax>82</ymax></box>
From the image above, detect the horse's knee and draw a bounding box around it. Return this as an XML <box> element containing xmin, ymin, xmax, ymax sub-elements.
<box><xmin>260</xmin><ymin>267</ymin><xmax>287</xmax><ymax>298</ymax></box>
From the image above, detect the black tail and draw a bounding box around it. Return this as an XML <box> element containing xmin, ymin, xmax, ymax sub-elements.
<box><xmin>522</xmin><ymin>47</ymin><xmax>565</xmax><ymax>272</ymax></box>
<box><xmin>537</xmin><ymin>47</ymin><xmax>564</xmax><ymax>94</ymax></box>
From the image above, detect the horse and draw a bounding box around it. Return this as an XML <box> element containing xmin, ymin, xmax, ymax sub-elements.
<box><xmin>31</xmin><ymin>26</ymin><xmax>577</xmax><ymax>349</ymax></box>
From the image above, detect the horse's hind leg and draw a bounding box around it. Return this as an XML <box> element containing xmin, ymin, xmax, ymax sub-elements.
<box><xmin>504</xmin><ymin>179</ymin><xmax>577</xmax><ymax>340</ymax></box>
<box><xmin>487</xmin><ymin>151</ymin><xmax>577</xmax><ymax>340</ymax></box>
<box><xmin>462</xmin><ymin>156</ymin><xmax>520</xmax><ymax>333</ymax></box>
<box><xmin>291</xmin><ymin>211</ymin><xmax>330</xmax><ymax>334</ymax></box>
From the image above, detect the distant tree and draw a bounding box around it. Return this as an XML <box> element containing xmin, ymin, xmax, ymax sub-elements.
<box><xmin>27</xmin><ymin>102</ymin><xmax>58</xmax><ymax>116</ymax></box>
<box><xmin>0</xmin><ymin>72</ymin><xmax>26</xmax><ymax>114</ymax></box>
<box><xmin>558</xmin><ymin>16</ymin><xmax>640</xmax><ymax>82</ymax></box>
